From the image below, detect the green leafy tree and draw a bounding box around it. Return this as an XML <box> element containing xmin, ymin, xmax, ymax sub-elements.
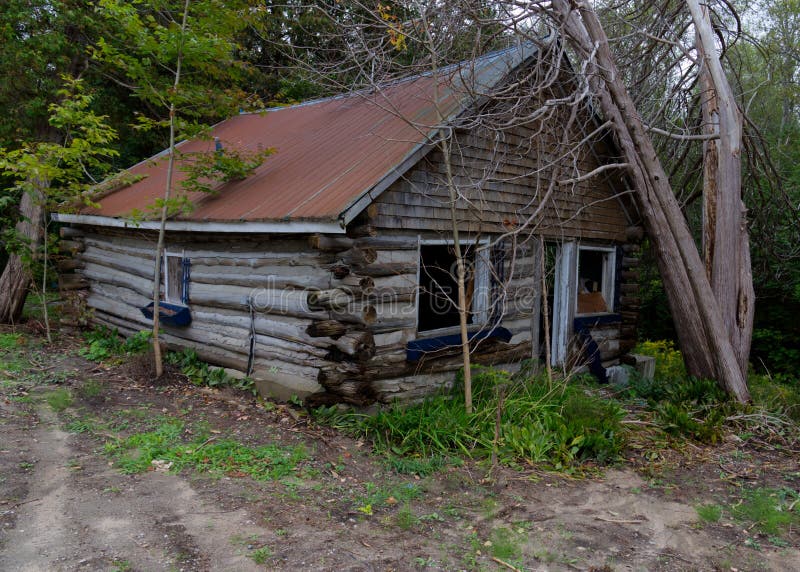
<box><xmin>0</xmin><ymin>78</ymin><xmax>119</xmax><ymax>336</ymax></box>
<box><xmin>93</xmin><ymin>0</ymin><xmax>270</xmax><ymax>376</ymax></box>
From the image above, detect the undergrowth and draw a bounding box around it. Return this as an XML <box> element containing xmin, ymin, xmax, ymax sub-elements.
<box><xmin>165</xmin><ymin>348</ymin><xmax>256</xmax><ymax>395</ymax></box>
<box><xmin>632</xmin><ymin>340</ymin><xmax>800</xmax><ymax>443</ymax></box>
<box><xmin>316</xmin><ymin>341</ymin><xmax>800</xmax><ymax>472</ymax></box>
<box><xmin>315</xmin><ymin>367</ymin><xmax>625</xmax><ymax>470</ymax></box>
<box><xmin>79</xmin><ymin>326</ymin><xmax>151</xmax><ymax>362</ymax></box>
<box><xmin>79</xmin><ymin>327</ymin><xmax>256</xmax><ymax>394</ymax></box>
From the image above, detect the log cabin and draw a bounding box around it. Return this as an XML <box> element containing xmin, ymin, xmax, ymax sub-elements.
<box><xmin>54</xmin><ymin>40</ymin><xmax>643</xmax><ymax>404</ymax></box>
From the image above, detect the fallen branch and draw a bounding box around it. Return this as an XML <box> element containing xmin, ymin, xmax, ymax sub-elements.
<box><xmin>594</xmin><ymin>516</ymin><xmax>645</xmax><ymax>524</ymax></box>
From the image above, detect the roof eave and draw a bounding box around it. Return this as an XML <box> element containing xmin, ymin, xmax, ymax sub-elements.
<box><xmin>337</xmin><ymin>38</ymin><xmax>545</xmax><ymax>228</ymax></box>
<box><xmin>52</xmin><ymin>213</ymin><xmax>346</xmax><ymax>234</ymax></box>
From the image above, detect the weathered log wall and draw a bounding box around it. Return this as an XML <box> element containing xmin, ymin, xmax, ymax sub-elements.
<box><xmin>61</xmin><ymin>219</ymin><xmax>636</xmax><ymax>404</ymax></box>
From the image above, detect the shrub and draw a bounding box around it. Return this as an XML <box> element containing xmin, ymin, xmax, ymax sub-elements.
<box><xmin>633</xmin><ymin>339</ymin><xmax>686</xmax><ymax>381</ymax></box>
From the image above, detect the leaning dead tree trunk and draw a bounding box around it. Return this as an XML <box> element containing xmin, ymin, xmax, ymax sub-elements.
<box><xmin>0</xmin><ymin>188</ymin><xmax>44</xmax><ymax>323</ymax></box>
<box><xmin>690</xmin><ymin>0</ymin><xmax>755</xmax><ymax>376</ymax></box>
<box><xmin>550</xmin><ymin>0</ymin><xmax>750</xmax><ymax>402</ymax></box>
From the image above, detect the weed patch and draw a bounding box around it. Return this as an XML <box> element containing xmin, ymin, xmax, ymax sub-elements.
<box><xmin>46</xmin><ymin>388</ymin><xmax>73</xmax><ymax>412</ymax></box>
<box><xmin>317</xmin><ymin>367</ymin><xmax>624</xmax><ymax>470</ymax></box>
<box><xmin>80</xmin><ymin>327</ymin><xmax>151</xmax><ymax>362</ymax></box>
<box><xmin>354</xmin><ymin>481</ymin><xmax>422</xmax><ymax>515</ymax></box>
<box><xmin>393</xmin><ymin>503</ymin><xmax>420</xmax><ymax>530</ymax></box>
<box><xmin>103</xmin><ymin>418</ymin><xmax>307</xmax><ymax>480</ymax></box>
<box><xmin>383</xmin><ymin>454</ymin><xmax>449</xmax><ymax>476</ymax></box>
<box><xmin>488</xmin><ymin>526</ymin><xmax>524</xmax><ymax>561</ymax></box>
<box><xmin>0</xmin><ymin>333</ymin><xmax>29</xmax><ymax>374</ymax></box>
<box><xmin>0</xmin><ymin>333</ymin><xmax>24</xmax><ymax>350</ymax></box>
<box><xmin>695</xmin><ymin>503</ymin><xmax>723</xmax><ymax>523</ymax></box>
<box><xmin>731</xmin><ymin>487</ymin><xmax>799</xmax><ymax>536</ymax></box>
<box><xmin>165</xmin><ymin>348</ymin><xmax>256</xmax><ymax>394</ymax></box>
<box><xmin>79</xmin><ymin>379</ymin><xmax>103</xmax><ymax>399</ymax></box>
<box><xmin>749</xmin><ymin>373</ymin><xmax>800</xmax><ymax>423</ymax></box>
<box><xmin>249</xmin><ymin>546</ymin><xmax>272</xmax><ymax>564</ymax></box>
<box><xmin>629</xmin><ymin>342</ymin><xmax>800</xmax><ymax>447</ymax></box>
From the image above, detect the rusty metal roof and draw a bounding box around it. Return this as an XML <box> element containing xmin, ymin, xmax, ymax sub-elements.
<box><xmin>79</xmin><ymin>42</ymin><xmax>536</xmax><ymax>228</ymax></box>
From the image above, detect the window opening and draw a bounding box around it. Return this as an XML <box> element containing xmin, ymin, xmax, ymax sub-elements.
<box><xmin>417</xmin><ymin>244</ymin><xmax>480</xmax><ymax>333</ymax></box>
<box><xmin>576</xmin><ymin>247</ymin><xmax>615</xmax><ymax>315</ymax></box>
<box><xmin>163</xmin><ymin>252</ymin><xmax>190</xmax><ymax>305</ymax></box>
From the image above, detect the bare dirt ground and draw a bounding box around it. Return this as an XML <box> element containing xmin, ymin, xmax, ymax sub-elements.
<box><xmin>1</xmin><ymin>328</ymin><xmax>799</xmax><ymax>571</ymax></box>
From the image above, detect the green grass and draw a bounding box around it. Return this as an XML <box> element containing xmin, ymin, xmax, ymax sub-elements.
<box><xmin>731</xmin><ymin>487</ymin><xmax>800</xmax><ymax>536</ymax></box>
<box><xmin>749</xmin><ymin>373</ymin><xmax>800</xmax><ymax>423</ymax></box>
<box><xmin>249</xmin><ymin>546</ymin><xmax>272</xmax><ymax>565</ymax></box>
<box><xmin>695</xmin><ymin>503</ymin><xmax>723</xmax><ymax>523</ymax></box>
<box><xmin>383</xmin><ymin>454</ymin><xmax>449</xmax><ymax>476</ymax></box>
<box><xmin>110</xmin><ymin>560</ymin><xmax>132</xmax><ymax>572</ymax></box>
<box><xmin>315</xmin><ymin>367</ymin><xmax>625</xmax><ymax>470</ymax></box>
<box><xmin>0</xmin><ymin>333</ymin><xmax>24</xmax><ymax>350</ymax></box>
<box><xmin>393</xmin><ymin>503</ymin><xmax>420</xmax><ymax>530</ymax></box>
<box><xmin>79</xmin><ymin>379</ymin><xmax>103</xmax><ymax>398</ymax></box>
<box><xmin>355</xmin><ymin>481</ymin><xmax>422</xmax><ymax>514</ymax></box>
<box><xmin>0</xmin><ymin>333</ymin><xmax>28</xmax><ymax>374</ymax></box>
<box><xmin>488</xmin><ymin>527</ymin><xmax>524</xmax><ymax>561</ymax></box>
<box><xmin>103</xmin><ymin>418</ymin><xmax>307</xmax><ymax>480</ymax></box>
<box><xmin>45</xmin><ymin>388</ymin><xmax>73</xmax><ymax>412</ymax></box>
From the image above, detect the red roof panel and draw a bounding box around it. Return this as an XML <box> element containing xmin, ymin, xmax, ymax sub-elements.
<box><xmin>85</xmin><ymin>44</ymin><xmax>532</xmax><ymax>224</ymax></box>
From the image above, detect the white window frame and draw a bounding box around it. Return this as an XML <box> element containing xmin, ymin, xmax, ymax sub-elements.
<box><xmin>550</xmin><ymin>242</ymin><xmax>617</xmax><ymax>366</ymax></box>
<box><xmin>551</xmin><ymin>241</ymin><xmax>577</xmax><ymax>366</ymax></box>
<box><xmin>575</xmin><ymin>245</ymin><xmax>616</xmax><ymax>316</ymax></box>
<box><xmin>415</xmin><ymin>237</ymin><xmax>491</xmax><ymax>337</ymax></box>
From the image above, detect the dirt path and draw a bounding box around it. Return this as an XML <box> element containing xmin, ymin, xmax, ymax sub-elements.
<box><xmin>1</xmin><ymin>400</ymin><xmax>267</xmax><ymax>571</ymax></box>
<box><xmin>1</xmin><ymin>337</ymin><xmax>799</xmax><ymax>571</ymax></box>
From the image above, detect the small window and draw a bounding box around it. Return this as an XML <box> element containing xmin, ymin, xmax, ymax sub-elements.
<box><xmin>576</xmin><ymin>247</ymin><xmax>615</xmax><ymax>314</ymax></box>
<box><xmin>417</xmin><ymin>243</ymin><xmax>488</xmax><ymax>333</ymax></box>
<box><xmin>163</xmin><ymin>252</ymin><xmax>190</xmax><ymax>305</ymax></box>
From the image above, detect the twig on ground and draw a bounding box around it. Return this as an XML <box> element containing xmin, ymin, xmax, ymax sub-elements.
<box><xmin>594</xmin><ymin>516</ymin><xmax>645</xmax><ymax>524</ymax></box>
<box><xmin>9</xmin><ymin>498</ymin><xmax>42</xmax><ymax>509</ymax></box>
<box><xmin>190</xmin><ymin>436</ymin><xmax>218</xmax><ymax>453</ymax></box>
<box><xmin>288</xmin><ymin>426</ymin><xmax>331</xmax><ymax>446</ymax></box>
<box><xmin>492</xmin><ymin>556</ymin><xmax>522</xmax><ymax>571</ymax></box>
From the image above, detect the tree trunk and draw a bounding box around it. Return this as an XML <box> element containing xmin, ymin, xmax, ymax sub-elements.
<box><xmin>551</xmin><ymin>0</ymin><xmax>750</xmax><ymax>402</ymax></box>
<box><xmin>690</xmin><ymin>0</ymin><xmax>755</xmax><ymax>376</ymax></box>
<box><xmin>0</xmin><ymin>190</ymin><xmax>44</xmax><ymax>323</ymax></box>
<box><xmin>152</xmin><ymin>0</ymin><xmax>191</xmax><ymax>377</ymax></box>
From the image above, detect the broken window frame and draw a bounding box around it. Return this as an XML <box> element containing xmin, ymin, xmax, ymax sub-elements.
<box><xmin>415</xmin><ymin>238</ymin><xmax>491</xmax><ymax>336</ymax></box>
<box><xmin>162</xmin><ymin>250</ymin><xmax>190</xmax><ymax>305</ymax></box>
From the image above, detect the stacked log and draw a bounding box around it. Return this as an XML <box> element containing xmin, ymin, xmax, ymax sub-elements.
<box><xmin>618</xmin><ymin>227</ymin><xmax>643</xmax><ymax>354</ymax></box>
<box><xmin>55</xmin><ymin>226</ymin><xmax>90</xmax><ymax>326</ymax></box>
<box><xmin>73</xmin><ymin>220</ymin><xmax>635</xmax><ymax>404</ymax></box>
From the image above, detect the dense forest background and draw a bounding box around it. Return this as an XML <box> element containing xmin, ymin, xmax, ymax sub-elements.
<box><xmin>0</xmin><ymin>0</ymin><xmax>797</xmax><ymax>375</ymax></box>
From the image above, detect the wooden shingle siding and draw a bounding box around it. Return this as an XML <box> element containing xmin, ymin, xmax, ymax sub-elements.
<box><xmin>373</xmin><ymin>87</ymin><xmax>630</xmax><ymax>241</ymax></box>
